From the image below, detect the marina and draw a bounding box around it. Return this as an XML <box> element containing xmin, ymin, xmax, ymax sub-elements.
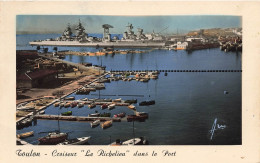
<box><xmin>16</xmin><ymin>48</ymin><xmax>242</xmax><ymax>145</ymax></box>
<box><xmin>16</xmin><ymin>16</ymin><xmax>242</xmax><ymax>145</ymax></box>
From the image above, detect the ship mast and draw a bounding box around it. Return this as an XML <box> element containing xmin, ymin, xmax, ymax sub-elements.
<box><xmin>133</xmin><ymin>120</ymin><xmax>135</xmax><ymax>145</ymax></box>
<box><xmin>75</xmin><ymin>19</ymin><xmax>87</xmax><ymax>42</ymax></box>
<box><xmin>57</xmin><ymin>91</ymin><xmax>64</xmax><ymax>132</ymax></box>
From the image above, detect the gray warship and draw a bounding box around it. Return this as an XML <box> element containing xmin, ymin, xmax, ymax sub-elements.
<box><xmin>29</xmin><ymin>21</ymin><xmax>166</xmax><ymax>48</ymax></box>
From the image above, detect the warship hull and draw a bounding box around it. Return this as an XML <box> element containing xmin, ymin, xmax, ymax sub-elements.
<box><xmin>29</xmin><ymin>41</ymin><xmax>165</xmax><ymax>48</ymax></box>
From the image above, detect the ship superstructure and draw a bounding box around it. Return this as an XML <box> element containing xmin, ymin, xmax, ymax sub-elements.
<box><xmin>60</xmin><ymin>23</ymin><xmax>73</xmax><ymax>41</ymax></box>
<box><xmin>122</xmin><ymin>23</ymin><xmax>137</xmax><ymax>40</ymax></box>
<box><xmin>29</xmin><ymin>21</ymin><xmax>166</xmax><ymax>48</ymax></box>
<box><xmin>57</xmin><ymin>20</ymin><xmax>88</xmax><ymax>42</ymax></box>
<box><xmin>75</xmin><ymin>19</ymin><xmax>88</xmax><ymax>42</ymax></box>
<box><xmin>102</xmin><ymin>24</ymin><xmax>113</xmax><ymax>42</ymax></box>
<box><xmin>136</xmin><ymin>28</ymin><xmax>147</xmax><ymax>40</ymax></box>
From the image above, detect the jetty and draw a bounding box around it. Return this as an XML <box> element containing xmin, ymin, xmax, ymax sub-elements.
<box><xmin>38</xmin><ymin>53</ymin><xmax>105</xmax><ymax>72</ymax></box>
<box><xmin>34</xmin><ymin>114</ymin><xmax>121</xmax><ymax>122</ymax></box>
<box><xmin>110</xmin><ymin>69</ymin><xmax>242</xmax><ymax>73</ymax></box>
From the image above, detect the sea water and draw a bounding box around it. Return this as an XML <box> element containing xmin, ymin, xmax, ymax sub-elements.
<box><xmin>16</xmin><ymin>34</ymin><xmax>241</xmax><ymax>145</ymax></box>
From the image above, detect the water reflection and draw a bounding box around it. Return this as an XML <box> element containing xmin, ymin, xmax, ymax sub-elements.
<box><xmin>79</xmin><ymin>55</ymin><xmax>85</xmax><ymax>63</ymax></box>
<box><xmin>17</xmin><ymin>35</ymin><xmax>242</xmax><ymax>145</ymax></box>
<box><xmin>126</xmin><ymin>53</ymin><xmax>135</xmax><ymax>70</ymax></box>
<box><xmin>68</xmin><ymin>54</ymin><xmax>73</xmax><ymax>62</ymax></box>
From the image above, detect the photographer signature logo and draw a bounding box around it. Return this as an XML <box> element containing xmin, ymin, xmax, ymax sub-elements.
<box><xmin>209</xmin><ymin>118</ymin><xmax>226</xmax><ymax>140</ymax></box>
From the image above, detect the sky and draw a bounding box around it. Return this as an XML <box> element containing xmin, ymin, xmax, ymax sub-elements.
<box><xmin>16</xmin><ymin>15</ymin><xmax>241</xmax><ymax>35</ymax></box>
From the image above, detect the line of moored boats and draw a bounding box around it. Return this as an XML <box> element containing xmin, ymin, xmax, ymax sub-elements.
<box><xmin>52</xmin><ymin>97</ymin><xmax>154</xmax><ymax>121</ymax></box>
<box><xmin>17</xmin><ymin>129</ymin><xmax>149</xmax><ymax>145</ymax></box>
<box><xmin>16</xmin><ymin>70</ymin><xmax>156</xmax><ymax>146</ymax></box>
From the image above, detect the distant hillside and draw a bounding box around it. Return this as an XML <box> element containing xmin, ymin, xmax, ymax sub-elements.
<box><xmin>16</xmin><ymin>31</ymin><xmax>61</xmax><ymax>35</ymax></box>
<box><xmin>187</xmin><ymin>28</ymin><xmax>240</xmax><ymax>37</ymax></box>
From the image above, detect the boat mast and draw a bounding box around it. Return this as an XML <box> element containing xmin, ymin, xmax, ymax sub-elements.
<box><xmin>57</xmin><ymin>91</ymin><xmax>64</xmax><ymax>132</ymax></box>
<box><xmin>98</xmin><ymin>57</ymin><xmax>102</xmax><ymax>99</ymax></box>
<box><xmin>99</xmin><ymin>61</ymin><xmax>101</xmax><ymax>99</ymax></box>
<box><xmin>133</xmin><ymin>120</ymin><xmax>135</xmax><ymax>145</ymax></box>
<box><xmin>101</xmin><ymin>56</ymin><xmax>103</xmax><ymax>67</ymax></box>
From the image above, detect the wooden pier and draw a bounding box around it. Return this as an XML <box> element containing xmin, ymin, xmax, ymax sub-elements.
<box><xmin>61</xmin><ymin>100</ymin><xmax>130</xmax><ymax>106</ymax></box>
<box><xmin>34</xmin><ymin>114</ymin><xmax>121</xmax><ymax>122</ymax></box>
<box><xmin>110</xmin><ymin>69</ymin><xmax>242</xmax><ymax>73</ymax></box>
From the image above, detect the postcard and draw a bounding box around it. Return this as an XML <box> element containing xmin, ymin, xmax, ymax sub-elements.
<box><xmin>0</xmin><ymin>1</ymin><xmax>259</xmax><ymax>163</ymax></box>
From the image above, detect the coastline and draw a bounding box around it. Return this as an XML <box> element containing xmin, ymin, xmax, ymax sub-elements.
<box><xmin>16</xmin><ymin>56</ymin><xmax>106</xmax><ymax>123</ymax></box>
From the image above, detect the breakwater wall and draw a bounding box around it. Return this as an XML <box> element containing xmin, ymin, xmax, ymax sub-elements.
<box><xmin>34</xmin><ymin>115</ymin><xmax>121</xmax><ymax>122</ymax></box>
<box><xmin>110</xmin><ymin>70</ymin><xmax>242</xmax><ymax>73</ymax></box>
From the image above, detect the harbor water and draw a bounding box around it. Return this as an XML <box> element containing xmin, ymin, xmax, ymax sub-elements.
<box><xmin>17</xmin><ymin>34</ymin><xmax>242</xmax><ymax>145</ymax></box>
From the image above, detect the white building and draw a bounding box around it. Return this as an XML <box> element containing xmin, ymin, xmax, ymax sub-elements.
<box><xmin>186</xmin><ymin>37</ymin><xmax>205</xmax><ymax>42</ymax></box>
<box><xmin>176</xmin><ymin>42</ymin><xmax>188</xmax><ymax>50</ymax></box>
<box><xmin>232</xmin><ymin>29</ymin><xmax>242</xmax><ymax>36</ymax></box>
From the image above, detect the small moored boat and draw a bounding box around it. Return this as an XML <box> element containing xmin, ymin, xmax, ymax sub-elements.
<box><xmin>122</xmin><ymin>137</ymin><xmax>149</xmax><ymax>145</ymax></box>
<box><xmin>136</xmin><ymin>112</ymin><xmax>149</xmax><ymax>118</ymax></box>
<box><xmin>54</xmin><ymin>102</ymin><xmax>59</xmax><ymax>107</ymax></box>
<box><xmin>88</xmin><ymin>113</ymin><xmax>100</xmax><ymax>117</ymax></box>
<box><xmin>61</xmin><ymin>111</ymin><xmax>72</xmax><ymax>116</ymax></box>
<box><xmin>17</xmin><ymin>106</ymin><xmax>35</xmax><ymax>111</ymax></box>
<box><xmin>139</xmin><ymin>100</ymin><xmax>155</xmax><ymax>106</ymax></box>
<box><xmin>96</xmin><ymin>98</ymin><xmax>112</xmax><ymax>102</ymax></box>
<box><xmin>128</xmin><ymin>105</ymin><xmax>136</xmax><ymax>110</ymax></box>
<box><xmin>76</xmin><ymin>89</ymin><xmax>90</xmax><ymax>95</ymax></box>
<box><xmin>111</xmin><ymin>137</ymin><xmax>149</xmax><ymax>146</ymax></box>
<box><xmin>57</xmin><ymin>136</ymin><xmax>91</xmax><ymax>145</ymax></box>
<box><xmin>59</xmin><ymin>103</ymin><xmax>65</xmax><ymax>107</ymax></box>
<box><xmin>93</xmin><ymin>83</ymin><xmax>105</xmax><ymax>90</ymax></box>
<box><xmin>114</xmin><ymin>112</ymin><xmax>126</xmax><ymax>118</ymax></box>
<box><xmin>101</xmin><ymin>120</ymin><xmax>112</xmax><ymax>129</ymax></box>
<box><xmin>120</xmin><ymin>50</ymin><xmax>128</xmax><ymax>54</ymax></box>
<box><xmin>64</xmin><ymin>97</ymin><xmax>75</xmax><ymax>100</ymax></box>
<box><xmin>112</xmin><ymin>98</ymin><xmax>121</xmax><ymax>102</ymax></box>
<box><xmin>95</xmin><ymin>51</ymin><xmax>106</xmax><ymax>56</ymax></box>
<box><xmin>101</xmin><ymin>104</ymin><xmax>108</xmax><ymax>109</ymax></box>
<box><xmin>77</xmin><ymin>103</ymin><xmax>84</xmax><ymax>108</ymax></box>
<box><xmin>81</xmin><ymin>98</ymin><xmax>88</xmax><ymax>101</ymax></box>
<box><xmin>64</xmin><ymin>102</ymin><xmax>71</xmax><ymax>108</ymax></box>
<box><xmin>38</xmin><ymin>132</ymin><xmax>68</xmax><ymax>145</ymax></box>
<box><xmin>88</xmin><ymin>103</ymin><xmax>96</xmax><ymax>109</ymax></box>
<box><xmin>124</xmin><ymin>99</ymin><xmax>137</xmax><ymax>104</ymax></box>
<box><xmin>107</xmin><ymin>51</ymin><xmax>114</xmax><ymax>54</ymax></box>
<box><xmin>100</xmin><ymin>112</ymin><xmax>111</xmax><ymax>117</ymax></box>
<box><xmin>17</xmin><ymin>131</ymin><xmax>34</xmax><ymax>139</ymax></box>
<box><xmin>70</xmin><ymin>102</ymin><xmax>77</xmax><ymax>108</ymax></box>
<box><xmin>108</xmin><ymin>104</ymin><xmax>115</xmax><ymax>110</ymax></box>
<box><xmin>90</xmin><ymin>120</ymin><xmax>100</xmax><ymax>128</ymax></box>
<box><xmin>39</xmin><ymin>110</ymin><xmax>45</xmax><ymax>115</ymax></box>
<box><xmin>127</xmin><ymin>115</ymin><xmax>147</xmax><ymax>122</ymax></box>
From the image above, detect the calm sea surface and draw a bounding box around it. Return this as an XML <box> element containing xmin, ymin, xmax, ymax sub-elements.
<box><xmin>17</xmin><ymin>34</ymin><xmax>242</xmax><ymax>145</ymax></box>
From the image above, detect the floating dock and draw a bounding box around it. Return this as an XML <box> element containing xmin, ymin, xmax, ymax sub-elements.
<box><xmin>34</xmin><ymin>114</ymin><xmax>121</xmax><ymax>122</ymax></box>
<box><xmin>110</xmin><ymin>69</ymin><xmax>242</xmax><ymax>73</ymax></box>
<box><xmin>61</xmin><ymin>100</ymin><xmax>130</xmax><ymax>106</ymax></box>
